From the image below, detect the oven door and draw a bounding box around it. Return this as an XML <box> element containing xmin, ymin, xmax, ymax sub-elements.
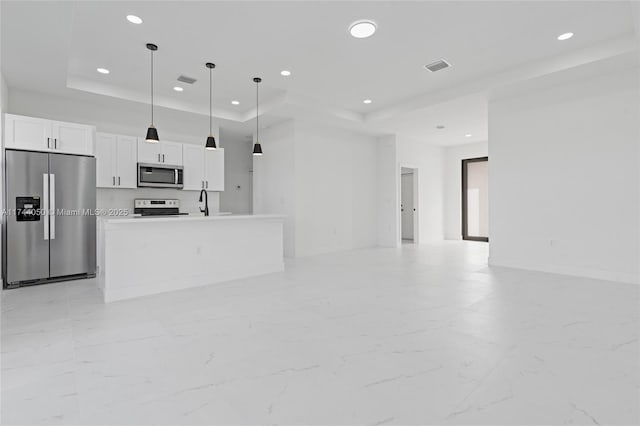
<box><xmin>137</xmin><ymin>163</ymin><xmax>184</xmax><ymax>188</ymax></box>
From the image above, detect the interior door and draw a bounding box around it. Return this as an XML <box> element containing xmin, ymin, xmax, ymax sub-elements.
<box><xmin>96</xmin><ymin>133</ymin><xmax>117</xmax><ymax>188</ymax></box>
<box><xmin>401</xmin><ymin>172</ymin><xmax>414</xmax><ymax>240</ymax></box>
<box><xmin>5</xmin><ymin>150</ymin><xmax>50</xmax><ymax>283</ymax></box>
<box><xmin>49</xmin><ymin>154</ymin><xmax>96</xmax><ymax>278</ymax></box>
<box><xmin>116</xmin><ymin>136</ymin><xmax>138</xmax><ymax>188</ymax></box>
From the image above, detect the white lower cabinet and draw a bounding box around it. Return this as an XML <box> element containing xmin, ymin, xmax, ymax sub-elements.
<box><xmin>182</xmin><ymin>145</ymin><xmax>224</xmax><ymax>191</ymax></box>
<box><xmin>96</xmin><ymin>133</ymin><xmax>138</xmax><ymax>188</ymax></box>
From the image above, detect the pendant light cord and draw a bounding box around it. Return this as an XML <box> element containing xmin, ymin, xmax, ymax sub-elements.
<box><xmin>209</xmin><ymin>67</ymin><xmax>212</xmax><ymax>136</ymax></box>
<box><xmin>150</xmin><ymin>49</ymin><xmax>154</xmax><ymax>125</ymax></box>
<box><xmin>256</xmin><ymin>80</ymin><xmax>259</xmax><ymax>141</ymax></box>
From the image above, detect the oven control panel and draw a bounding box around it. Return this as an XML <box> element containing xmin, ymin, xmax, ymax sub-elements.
<box><xmin>134</xmin><ymin>199</ymin><xmax>180</xmax><ymax>208</ymax></box>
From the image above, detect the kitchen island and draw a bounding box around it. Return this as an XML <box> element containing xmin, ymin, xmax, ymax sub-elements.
<box><xmin>97</xmin><ymin>214</ymin><xmax>284</xmax><ymax>302</ymax></box>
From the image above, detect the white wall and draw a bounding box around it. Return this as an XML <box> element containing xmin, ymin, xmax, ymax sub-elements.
<box><xmin>252</xmin><ymin>120</ymin><xmax>297</xmax><ymax>257</ymax></box>
<box><xmin>294</xmin><ymin>122</ymin><xmax>378</xmax><ymax>257</ymax></box>
<box><xmin>395</xmin><ymin>135</ymin><xmax>445</xmax><ymax>243</ymax></box>
<box><xmin>7</xmin><ymin>89</ymin><xmax>231</xmax><ymax>214</ymax></box>
<box><xmin>443</xmin><ymin>141</ymin><xmax>488</xmax><ymax>240</ymax></box>
<box><xmin>0</xmin><ymin>73</ymin><xmax>6</xmax><ymax>287</ymax></box>
<box><xmin>377</xmin><ymin>135</ymin><xmax>398</xmax><ymax>247</ymax></box>
<box><xmin>219</xmin><ymin>132</ymin><xmax>252</xmax><ymax>214</ymax></box>
<box><xmin>253</xmin><ymin>120</ymin><xmax>381</xmax><ymax>258</ymax></box>
<box><xmin>489</xmin><ymin>66</ymin><xmax>639</xmax><ymax>284</ymax></box>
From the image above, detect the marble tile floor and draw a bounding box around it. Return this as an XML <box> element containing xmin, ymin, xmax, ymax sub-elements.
<box><xmin>1</xmin><ymin>241</ymin><xmax>638</xmax><ymax>425</ymax></box>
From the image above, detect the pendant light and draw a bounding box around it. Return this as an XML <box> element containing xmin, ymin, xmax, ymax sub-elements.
<box><xmin>145</xmin><ymin>43</ymin><xmax>159</xmax><ymax>143</ymax></box>
<box><xmin>205</xmin><ymin>62</ymin><xmax>217</xmax><ymax>150</ymax></box>
<box><xmin>252</xmin><ymin>77</ymin><xmax>263</xmax><ymax>156</ymax></box>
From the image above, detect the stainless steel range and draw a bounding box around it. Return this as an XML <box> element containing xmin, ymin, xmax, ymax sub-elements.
<box><xmin>134</xmin><ymin>199</ymin><xmax>183</xmax><ymax>216</ymax></box>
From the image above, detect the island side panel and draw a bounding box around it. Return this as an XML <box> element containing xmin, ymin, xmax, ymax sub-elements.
<box><xmin>101</xmin><ymin>218</ymin><xmax>284</xmax><ymax>302</ymax></box>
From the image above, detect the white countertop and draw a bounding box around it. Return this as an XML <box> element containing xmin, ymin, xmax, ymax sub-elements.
<box><xmin>99</xmin><ymin>213</ymin><xmax>285</xmax><ymax>225</ymax></box>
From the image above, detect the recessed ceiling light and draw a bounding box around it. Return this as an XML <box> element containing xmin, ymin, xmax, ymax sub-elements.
<box><xmin>349</xmin><ymin>20</ymin><xmax>377</xmax><ymax>38</ymax></box>
<box><xmin>363</xmin><ymin>99</ymin><xmax>372</xmax><ymax>104</ymax></box>
<box><xmin>126</xmin><ymin>15</ymin><xmax>143</xmax><ymax>24</ymax></box>
<box><xmin>557</xmin><ymin>32</ymin><xmax>574</xmax><ymax>41</ymax></box>
<box><xmin>173</xmin><ymin>86</ymin><xmax>183</xmax><ymax>92</ymax></box>
<box><xmin>231</xmin><ymin>100</ymin><xmax>240</xmax><ymax>105</ymax></box>
<box><xmin>96</xmin><ymin>68</ymin><xmax>110</xmax><ymax>74</ymax></box>
<box><xmin>436</xmin><ymin>125</ymin><xmax>445</xmax><ymax>130</ymax></box>
<box><xmin>280</xmin><ymin>70</ymin><xmax>291</xmax><ymax>76</ymax></box>
<box><xmin>465</xmin><ymin>133</ymin><xmax>472</xmax><ymax>138</ymax></box>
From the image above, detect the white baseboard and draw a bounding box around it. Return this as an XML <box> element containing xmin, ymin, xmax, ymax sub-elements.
<box><xmin>488</xmin><ymin>256</ymin><xmax>639</xmax><ymax>285</ymax></box>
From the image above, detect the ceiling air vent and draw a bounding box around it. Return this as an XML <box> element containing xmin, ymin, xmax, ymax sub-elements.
<box><xmin>424</xmin><ymin>59</ymin><xmax>451</xmax><ymax>73</ymax></box>
<box><xmin>177</xmin><ymin>75</ymin><xmax>197</xmax><ymax>84</ymax></box>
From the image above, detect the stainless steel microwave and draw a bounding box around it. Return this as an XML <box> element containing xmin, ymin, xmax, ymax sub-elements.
<box><xmin>137</xmin><ymin>163</ymin><xmax>184</xmax><ymax>189</ymax></box>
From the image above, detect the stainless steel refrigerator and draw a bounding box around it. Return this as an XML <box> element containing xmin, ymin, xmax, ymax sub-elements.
<box><xmin>3</xmin><ymin>149</ymin><xmax>96</xmax><ymax>288</ymax></box>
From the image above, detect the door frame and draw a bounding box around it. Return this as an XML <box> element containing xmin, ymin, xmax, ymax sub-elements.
<box><xmin>398</xmin><ymin>164</ymin><xmax>419</xmax><ymax>245</ymax></box>
<box><xmin>461</xmin><ymin>156</ymin><xmax>489</xmax><ymax>242</ymax></box>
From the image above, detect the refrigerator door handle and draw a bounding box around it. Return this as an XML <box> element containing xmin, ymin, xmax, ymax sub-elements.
<box><xmin>43</xmin><ymin>174</ymin><xmax>49</xmax><ymax>240</ymax></box>
<box><xmin>50</xmin><ymin>174</ymin><xmax>56</xmax><ymax>240</ymax></box>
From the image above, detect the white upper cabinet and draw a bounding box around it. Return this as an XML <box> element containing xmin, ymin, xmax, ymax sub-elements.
<box><xmin>182</xmin><ymin>146</ymin><xmax>224</xmax><ymax>192</ymax></box>
<box><xmin>96</xmin><ymin>133</ymin><xmax>138</xmax><ymax>189</ymax></box>
<box><xmin>4</xmin><ymin>114</ymin><xmax>95</xmax><ymax>156</ymax></box>
<box><xmin>4</xmin><ymin>114</ymin><xmax>50</xmax><ymax>151</ymax></box>
<box><xmin>204</xmin><ymin>148</ymin><xmax>224</xmax><ymax>191</ymax></box>
<box><xmin>137</xmin><ymin>140</ymin><xmax>162</xmax><ymax>164</ymax></box>
<box><xmin>161</xmin><ymin>141</ymin><xmax>183</xmax><ymax>166</ymax></box>
<box><xmin>51</xmin><ymin>121</ymin><xmax>95</xmax><ymax>155</ymax></box>
<box><xmin>182</xmin><ymin>144</ymin><xmax>205</xmax><ymax>191</ymax></box>
<box><xmin>115</xmin><ymin>136</ymin><xmax>138</xmax><ymax>188</ymax></box>
<box><xmin>137</xmin><ymin>139</ymin><xmax>183</xmax><ymax>165</ymax></box>
<box><xmin>96</xmin><ymin>133</ymin><xmax>117</xmax><ymax>188</ymax></box>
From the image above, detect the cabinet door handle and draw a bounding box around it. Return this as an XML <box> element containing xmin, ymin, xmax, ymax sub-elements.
<box><xmin>112</xmin><ymin>176</ymin><xmax>115</xmax><ymax>186</ymax></box>
<box><xmin>157</xmin><ymin>154</ymin><xmax>161</xmax><ymax>162</ymax></box>
<box><xmin>54</xmin><ymin>138</ymin><xmax>57</xmax><ymax>149</ymax></box>
<box><xmin>201</xmin><ymin>181</ymin><xmax>204</xmax><ymax>189</ymax></box>
<box><xmin>162</xmin><ymin>154</ymin><xmax>165</xmax><ymax>163</ymax></box>
<box><xmin>47</xmin><ymin>137</ymin><xmax>51</xmax><ymax>149</ymax></box>
<box><xmin>118</xmin><ymin>176</ymin><xmax>121</xmax><ymax>186</ymax></box>
<box><xmin>206</xmin><ymin>181</ymin><xmax>208</xmax><ymax>189</ymax></box>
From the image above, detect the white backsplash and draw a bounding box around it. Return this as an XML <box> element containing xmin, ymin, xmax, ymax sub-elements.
<box><xmin>97</xmin><ymin>188</ymin><xmax>220</xmax><ymax>217</ymax></box>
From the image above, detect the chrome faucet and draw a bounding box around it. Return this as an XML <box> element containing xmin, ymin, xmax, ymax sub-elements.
<box><xmin>199</xmin><ymin>189</ymin><xmax>209</xmax><ymax>216</ymax></box>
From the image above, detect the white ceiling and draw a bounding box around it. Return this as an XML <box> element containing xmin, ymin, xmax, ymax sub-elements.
<box><xmin>2</xmin><ymin>1</ymin><xmax>638</xmax><ymax>145</ymax></box>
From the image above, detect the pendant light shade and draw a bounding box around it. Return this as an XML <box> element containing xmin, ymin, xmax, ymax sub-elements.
<box><xmin>253</xmin><ymin>77</ymin><xmax>263</xmax><ymax>156</ymax></box>
<box><xmin>145</xmin><ymin>43</ymin><xmax>159</xmax><ymax>143</ymax></box>
<box><xmin>145</xmin><ymin>126</ymin><xmax>159</xmax><ymax>142</ymax></box>
<box><xmin>253</xmin><ymin>142</ymin><xmax>263</xmax><ymax>155</ymax></box>
<box><xmin>205</xmin><ymin>62</ymin><xmax>217</xmax><ymax>150</ymax></box>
